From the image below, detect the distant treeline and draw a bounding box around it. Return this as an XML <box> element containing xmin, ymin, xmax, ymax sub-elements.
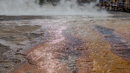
<box><xmin>38</xmin><ymin>0</ymin><xmax>59</xmax><ymax>5</ymax></box>
<box><xmin>38</xmin><ymin>0</ymin><xmax>96</xmax><ymax>6</ymax></box>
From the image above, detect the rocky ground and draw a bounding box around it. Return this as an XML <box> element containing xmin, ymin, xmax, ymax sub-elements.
<box><xmin>0</xmin><ymin>12</ymin><xmax>130</xmax><ymax>73</ymax></box>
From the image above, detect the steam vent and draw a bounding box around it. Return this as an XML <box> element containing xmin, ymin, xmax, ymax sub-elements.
<box><xmin>0</xmin><ymin>0</ymin><xmax>130</xmax><ymax>73</ymax></box>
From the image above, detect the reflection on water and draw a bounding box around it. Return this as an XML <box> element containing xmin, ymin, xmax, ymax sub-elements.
<box><xmin>1</xmin><ymin>16</ymin><xmax>129</xmax><ymax>73</ymax></box>
<box><xmin>13</xmin><ymin>17</ymin><xmax>90</xmax><ymax>73</ymax></box>
<box><xmin>95</xmin><ymin>25</ymin><xmax>130</xmax><ymax>60</ymax></box>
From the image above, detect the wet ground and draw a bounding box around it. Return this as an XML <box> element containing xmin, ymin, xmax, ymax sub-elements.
<box><xmin>0</xmin><ymin>12</ymin><xmax>130</xmax><ymax>73</ymax></box>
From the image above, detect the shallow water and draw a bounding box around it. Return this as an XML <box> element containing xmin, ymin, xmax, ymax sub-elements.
<box><xmin>0</xmin><ymin>15</ymin><xmax>130</xmax><ymax>73</ymax></box>
<box><xmin>95</xmin><ymin>25</ymin><xmax>130</xmax><ymax>61</ymax></box>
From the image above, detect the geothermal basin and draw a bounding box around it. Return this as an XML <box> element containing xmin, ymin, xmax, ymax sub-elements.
<box><xmin>0</xmin><ymin>12</ymin><xmax>130</xmax><ymax>73</ymax></box>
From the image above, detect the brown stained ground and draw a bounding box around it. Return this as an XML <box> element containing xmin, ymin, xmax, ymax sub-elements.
<box><xmin>0</xmin><ymin>16</ymin><xmax>130</xmax><ymax>73</ymax></box>
<box><xmin>0</xmin><ymin>24</ymin><xmax>41</xmax><ymax>43</ymax></box>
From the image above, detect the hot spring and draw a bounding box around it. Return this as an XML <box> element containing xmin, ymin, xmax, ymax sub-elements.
<box><xmin>0</xmin><ymin>0</ymin><xmax>110</xmax><ymax>17</ymax></box>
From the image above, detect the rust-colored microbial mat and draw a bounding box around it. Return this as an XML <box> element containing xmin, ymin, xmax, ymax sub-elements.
<box><xmin>0</xmin><ymin>16</ymin><xmax>130</xmax><ymax>73</ymax></box>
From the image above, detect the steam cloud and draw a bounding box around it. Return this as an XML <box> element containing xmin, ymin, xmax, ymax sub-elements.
<box><xmin>0</xmin><ymin>0</ymin><xmax>110</xmax><ymax>17</ymax></box>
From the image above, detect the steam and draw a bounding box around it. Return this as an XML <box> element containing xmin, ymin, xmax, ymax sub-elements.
<box><xmin>0</xmin><ymin>0</ymin><xmax>110</xmax><ymax>17</ymax></box>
